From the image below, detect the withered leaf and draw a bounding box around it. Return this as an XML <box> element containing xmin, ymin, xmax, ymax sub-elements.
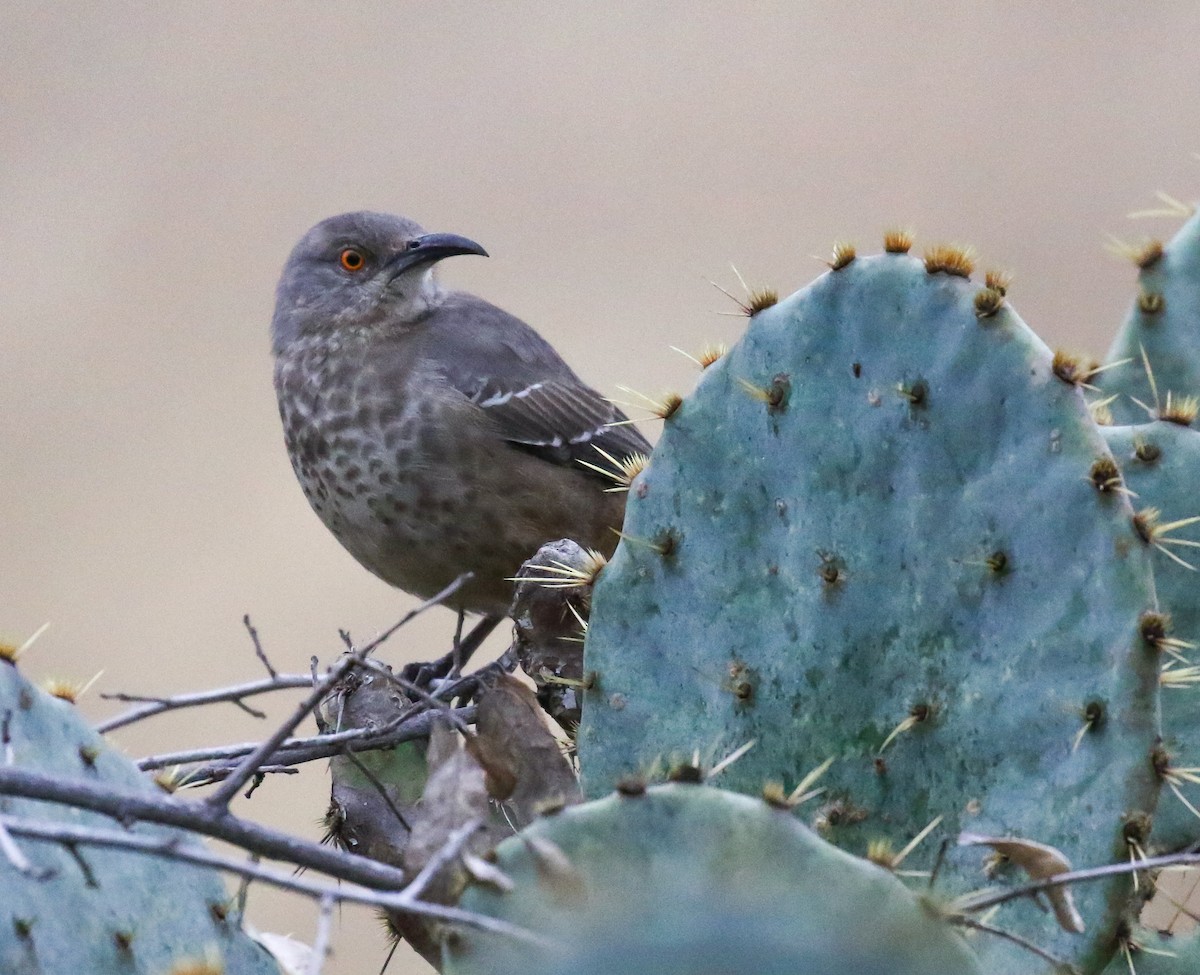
<box><xmin>467</xmin><ymin>674</ymin><xmax>581</xmax><ymax>828</ymax></box>
<box><xmin>958</xmin><ymin>831</ymin><xmax>1085</xmax><ymax>933</ymax></box>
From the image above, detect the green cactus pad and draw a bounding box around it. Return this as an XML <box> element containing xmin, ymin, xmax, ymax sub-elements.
<box><xmin>1100</xmin><ymin>927</ymin><xmax>1200</xmax><ymax>975</ymax></box>
<box><xmin>1104</xmin><ymin>421</ymin><xmax>1200</xmax><ymax>851</ymax></box>
<box><xmin>579</xmin><ymin>250</ymin><xmax>1161</xmax><ymax>973</ymax></box>
<box><xmin>0</xmin><ymin>663</ymin><xmax>278</xmax><ymax>975</ymax></box>
<box><xmin>1102</xmin><ymin>209</ymin><xmax>1200</xmax><ymax>426</ymax></box>
<box><xmin>443</xmin><ymin>783</ymin><xmax>982</xmax><ymax>975</ymax></box>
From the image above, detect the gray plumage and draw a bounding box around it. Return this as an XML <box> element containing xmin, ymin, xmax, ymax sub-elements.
<box><xmin>271</xmin><ymin>212</ymin><xmax>650</xmax><ymax>616</ymax></box>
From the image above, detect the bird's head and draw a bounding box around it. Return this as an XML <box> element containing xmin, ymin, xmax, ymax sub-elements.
<box><xmin>270</xmin><ymin>211</ymin><xmax>488</xmax><ymax>353</ymax></box>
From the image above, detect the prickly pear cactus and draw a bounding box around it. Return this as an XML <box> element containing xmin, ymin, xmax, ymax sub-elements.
<box><xmin>1102</xmin><ymin>208</ymin><xmax>1200</xmax><ymax>426</ymax></box>
<box><xmin>1101</xmin><ymin>926</ymin><xmax>1200</xmax><ymax>974</ymax></box>
<box><xmin>443</xmin><ymin>782</ymin><xmax>983</xmax><ymax>975</ymax></box>
<box><xmin>1103</xmin><ymin>420</ymin><xmax>1200</xmax><ymax>851</ymax></box>
<box><xmin>0</xmin><ymin>661</ymin><xmax>279</xmax><ymax>975</ymax></box>
<box><xmin>579</xmin><ymin>244</ymin><xmax>1162</xmax><ymax>973</ymax></box>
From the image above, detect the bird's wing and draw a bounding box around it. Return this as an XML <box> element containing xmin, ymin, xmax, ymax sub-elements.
<box><xmin>420</xmin><ymin>293</ymin><xmax>652</xmax><ymax>479</ymax></box>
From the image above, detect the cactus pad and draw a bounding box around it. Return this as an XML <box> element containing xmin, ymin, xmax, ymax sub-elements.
<box><xmin>579</xmin><ymin>249</ymin><xmax>1162</xmax><ymax>972</ymax></box>
<box><xmin>443</xmin><ymin>782</ymin><xmax>982</xmax><ymax>975</ymax></box>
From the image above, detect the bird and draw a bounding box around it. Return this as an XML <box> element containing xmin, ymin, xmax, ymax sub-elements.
<box><xmin>270</xmin><ymin>211</ymin><xmax>651</xmax><ymax>641</ymax></box>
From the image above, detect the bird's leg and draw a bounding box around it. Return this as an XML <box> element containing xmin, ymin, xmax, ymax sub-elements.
<box><xmin>401</xmin><ymin>614</ymin><xmax>502</xmax><ymax>689</ymax></box>
<box><xmin>451</xmin><ymin>609</ymin><xmax>467</xmax><ymax>674</ymax></box>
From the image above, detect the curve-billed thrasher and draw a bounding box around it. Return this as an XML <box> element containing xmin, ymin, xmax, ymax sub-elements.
<box><xmin>271</xmin><ymin>212</ymin><xmax>650</xmax><ymax>624</ymax></box>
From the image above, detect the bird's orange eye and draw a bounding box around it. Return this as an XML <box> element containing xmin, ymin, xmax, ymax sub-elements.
<box><xmin>339</xmin><ymin>248</ymin><xmax>366</xmax><ymax>272</ymax></box>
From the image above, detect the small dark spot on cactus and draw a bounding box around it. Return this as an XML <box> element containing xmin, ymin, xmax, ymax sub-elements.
<box><xmin>582</xmin><ymin>670</ymin><xmax>598</xmax><ymax>691</ymax></box>
<box><xmin>615</xmin><ymin>775</ymin><xmax>647</xmax><ymax>797</ymax></box>
<box><xmin>13</xmin><ymin>917</ymin><xmax>33</xmax><ymax>939</ymax></box>
<box><xmin>814</xmin><ymin>799</ymin><xmax>869</xmax><ymax>832</ymax></box>
<box><xmin>78</xmin><ymin>744</ymin><xmax>100</xmax><ymax>768</ymax></box>
<box><xmin>761</xmin><ymin>782</ymin><xmax>792</xmax><ymax>810</ymax></box>
<box><xmin>897</xmin><ymin>379</ymin><xmax>927</xmax><ymax>408</ymax></box>
<box><xmin>1089</xmin><ymin>456</ymin><xmax>1123</xmax><ymax>494</ymax></box>
<box><xmin>911</xmin><ymin>703</ymin><xmax>931</xmax><ymax>723</ymax></box>
<box><xmin>480</xmin><ymin>847</ymin><xmax>500</xmax><ymax>863</ymax></box>
<box><xmin>737</xmin><ymin>374</ymin><xmax>790</xmax><ymax>413</ymax></box>
<box><xmin>635</xmin><ymin>480</ymin><xmax>649</xmax><ymax>500</ymax></box>
<box><xmin>725</xmin><ymin>660</ymin><xmax>756</xmax><ymax>705</ymax></box>
<box><xmin>873</xmin><ymin>757</ymin><xmax>888</xmax><ymax>776</ymax></box>
<box><xmin>816</xmin><ymin>552</ymin><xmax>844</xmax><ymax>583</ymax></box>
<box><xmin>208</xmin><ymin>900</ymin><xmax>229</xmax><ymax>924</ymax></box>
<box><xmin>1081</xmin><ymin>700</ymin><xmax>1106</xmax><ymax>734</ymax></box>
<box><xmin>852</xmin><ymin>361</ymin><xmax>862</xmax><ymax>378</ymax></box>
<box><xmin>1052</xmin><ymin>350</ymin><xmax>1099</xmax><ymax>387</ymax></box>
<box><xmin>668</xmin><ymin>763</ymin><xmax>704</xmax><ymax>784</ymax></box>
<box><xmin>1131</xmin><ymin>509</ymin><xmax>1155</xmax><ymax>545</ymax></box>
<box><xmin>775</xmin><ymin>498</ymin><xmax>788</xmax><ymax>518</ymax></box>
<box><xmin>985</xmin><ymin>550</ymin><xmax>1009</xmax><ymax>575</ymax></box>
<box><xmin>827</xmin><ymin>242</ymin><xmax>856</xmax><ymax>271</ymax></box>
<box><xmin>113</xmin><ymin>929</ymin><xmax>135</xmax><ymax>953</ymax></box>
<box><xmin>1139</xmin><ymin>611</ymin><xmax>1172</xmax><ymax>650</ymax></box>
<box><xmin>1134</xmin><ymin>240</ymin><xmax>1165</xmax><ymax>269</ymax></box>
<box><xmin>1151</xmin><ymin>743</ymin><xmax>1171</xmax><ymax>778</ymax></box>
<box><xmin>974</xmin><ymin>287</ymin><xmax>1005</xmax><ymax>319</ymax></box>
<box><xmin>984</xmin><ymin>269</ymin><xmax>1011</xmax><ymax>295</ymax></box>
<box><xmin>923</xmin><ymin>244</ymin><xmax>975</xmax><ymax>278</ymax></box>
<box><xmin>883</xmin><ymin>228</ymin><xmax>913</xmax><ymax>254</ymax></box>
<box><xmin>766</xmin><ymin>563</ymin><xmax>778</xmax><ymax>576</ymax></box>
<box><xmin>652</xmin><ymin>528</ymin><xmax>680</xmax><ymax>558</ymax></box>
<box><xmin>1134</xmin><ymin>438</ymin><xmax>1161</xmax><ymax>464</ymax></box>
<box><xmin>1138</xmin><ymin>290</ymin><xmax>1165</xmax><ymax>316</ymax></box>
<box><xmin>1160</xmin><ymin>394</ymin><xmax>1199</xmax><ymax>427</ymax></box>
<box><xmin>18</xmin><ymin>689</ymin><xmax>33</xmax><ymax>710</ymax></box>
<box><xmin>444</xmin><ymin>930</ymin><xmax>465</xmax><ymax>952</ymax></box>
<box><xmin>607</xmin><ymin>693</ymin><xmax>626</xmax><ymax>710</ymax></box>
<box><xmin>1122</xmin><ymin>811</ymin><xmax>1153</xmax><ymax>846</ymax></box>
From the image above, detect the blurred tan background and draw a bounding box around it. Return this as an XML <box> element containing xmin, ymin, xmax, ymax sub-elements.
<box><xmin>3</xmin><ymin>3</ymin><xmax>1200</xmax><ymax>972</ymax></box>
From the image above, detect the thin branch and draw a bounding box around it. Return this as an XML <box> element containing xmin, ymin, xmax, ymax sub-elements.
<box><xmin>309</xmin><ymin>893</ymin><xmax>335</xmax><ymax>975</ymax></box>
<box><xmin>0</xmin><ymin>813</ymin><xmax>548</xmax><ymax>944</ymax></box>
<box><xmin>338</xmin><ymin>748</ymin><xmax>411</xmax><ymax>831</ymax></box>
<box><xmin>207</xmin><ymin>651</ymin><xmax>363</xmax><ymax>807</ymax></box>
<box><xmin>953</xmin><ymin>916</ymin><xmax>1066</xmax><ymax>968</ymax></box>
<box><xmin>97</xmin><ymin>675</ymin><xmax>313</xmax><ymax>734</ymax></box>
<box><xmin>0</xmin><ymin>766</ymin><xmax>412</xmax><ymax>890</ymax></box>
<box><xmin>957</xmin><ymin>850</ymin><xmax>1200</xmax><ymax>914</ymax></box>
<box><xmin>206</xmin><ymin>575</ymin><xmax>471</xmax><ymax>808</ymax></box>
<box><xmin>401</xmin><ymin>818</ymin><xmax>482</xmax><ymax>903</ymax></box>
<box><xmin>136</xmin><ymin>705</ymin><xmax>476</xmax><ymax>774</ymax></box>
<box><xmin>245</xmin><ymin>614</ymin><xmax>278</xmax><ymax>678</ymax></box>
<box><xmin>0</xmin><ymin>818</ymin><xmax>53</xmax><ymax>879</ymax></box>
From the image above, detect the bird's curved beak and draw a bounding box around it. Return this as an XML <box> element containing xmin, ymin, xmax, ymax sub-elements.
<box><xmin>387</xmin><ymin>232</ymin><xmax>489</xmax><ymax>277</ymax></box>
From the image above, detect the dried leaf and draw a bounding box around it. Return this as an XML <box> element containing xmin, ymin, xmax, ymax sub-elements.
<box><xmin>402</xmin><ymin>720</ymin><xmax>491</xmax><ymax>901</ymax></box>
<box><xmin>467</xmin><ymin>674</ymin><xmax>582</xmax><ymax>828</ymax></box>
<box><xmin>958</xmin><ymin>832</ymin><xmax>1085</xmax><ymax>933</ymax></box>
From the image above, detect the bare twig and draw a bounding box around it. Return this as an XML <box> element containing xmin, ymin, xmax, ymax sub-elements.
<box><xmin>0</xmin><ymin>813</ymin><xmax>547</xmax><ymax>943</ymax></box>
<box><xmin>953</xmin><ymin>916</ymin><xmax>1066</xmax><ymax>968</ymax></box>
<box><xmin>955</xmin><ymin>850</ymin><xmax>1200</xmax><ymax>915</ymax></box>
<box><xmin>207</xmin><ymin>576</ymin><xmax>471</xmax><ymax>808</ymax></box>
<box><xmin>0</xmin><ymin>766</ymin><xmax>412</xmax><ymax>890</ymax></box>
<box><xmin>97</xmin><ymin>674</ymin><xmax>313</xmax><ymax>734</ymax></box>
<box><xmin>245</xmin><ymin>614</ymin><xmax>278</xmax><ymax>678</ymax></box>
<box><xmin>309</xmin><ymin>893</ymin><xmax>335</xmax><ymax>975</ymax></box>
<box><xmin>135</xmin><ymin>705</ymin><xmax>476</xmax><ymax>774</ymax></box>
<box><xmin>339</xmin><ymin>748</ymin><xmax>411</xmax><ymax>831</ymax></box>
<box><xmin>0</xmin><ymin>818</ymin><xmax>53</xmax><ymax>879</ymax></box>
<box><xmin>401</xmin><ymin>817</ymin><xmax>482</xmax><ymax>903</ymax></box>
